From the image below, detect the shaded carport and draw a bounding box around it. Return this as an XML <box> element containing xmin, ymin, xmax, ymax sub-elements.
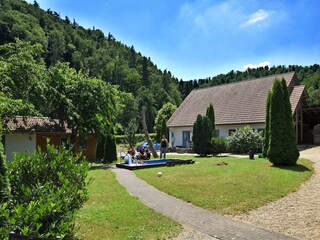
<box><xmin>299</xmin><ymin>105</ymin><xmax>320</xmax><ymax>144</ymax></box>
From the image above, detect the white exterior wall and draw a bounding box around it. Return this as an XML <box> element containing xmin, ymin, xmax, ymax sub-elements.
<box><xmin>4</xmin><ymin>133</ymin><xmax>36</xmax><ymax>161</ymax></box>
<box><xmin>169</xmin><ymin>123</ymin><xmax>265</xmax><ymax>147</ymax></box>
<box><xmin>169</xmin><ymin>126</ymin><xmax>193</xmax><ymax>147</ymax></box>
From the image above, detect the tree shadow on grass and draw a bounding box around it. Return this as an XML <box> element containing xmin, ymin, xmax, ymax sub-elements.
<box><xmin>272</xmin><ymin>164</ymin><xmax>312</xmax><ymax>172</ymax></box>
<box><xmin>193</xmin><ymin>155</ymin><xmax>229</xmax><ymax>158</ymax></box>
<box><xmin>89</xmin><ymin>164</ymin><xmax>114</xmax><ymax>171</ymax></box>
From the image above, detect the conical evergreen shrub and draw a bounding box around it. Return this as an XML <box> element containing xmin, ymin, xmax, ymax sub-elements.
<box><xmin>263</xmin><ymin>91</ymin><xmax>271</xmax><ymax>157</ymax></box>
<box><xmin>280</xmin><ymin>79</ymin><xmax>299</xmax><ymax>165</ymax></box>
<box><xmin>192</xmin><ymin>114</ymin><xmax>212</xmax><ymax>156</ymax></box>
<box><xmin>267</xmin><ymin>79</ymin><xmax>299</xmax><ymax>166</ymax></box>
<box><xmin>206</xmin><ymin>103</ymin><xmax>216</xmax><ymax>137</ymax></box>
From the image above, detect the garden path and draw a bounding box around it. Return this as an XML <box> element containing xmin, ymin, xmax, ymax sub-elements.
<box><xmin>111</xmin><ymin>166</ymin><xmax>295</xmax><ymax>240</ymax></box>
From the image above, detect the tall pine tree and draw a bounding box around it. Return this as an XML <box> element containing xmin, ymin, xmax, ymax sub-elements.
<box><xmin>281</xmin><ymin>79</ymin><xmax>299</xmax><ymax>165</ymax></box>
<box><xmin>192</xmin><ymin>114</ymin><xmax>212</xmax><ymax>156</ymax></box>
<box><xmin>263</xmin><ymin>91</ymin><xmax>272</xmax><ymax>157</ymax></box>
<box><xmin>206</xmin><ymin>103</ymin><xmax>216</xmax><ymax>137</ymax></box>
<box><xmin>267</xmin><ymin>79</ymin><xmax>299</xmax><ymax>166</ymax></box>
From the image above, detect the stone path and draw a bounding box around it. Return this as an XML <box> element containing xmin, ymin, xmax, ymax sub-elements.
<box><xmin>111</xmin><ymin>167</ymin><xmax>296</xmax><ymax>240</ymax></box>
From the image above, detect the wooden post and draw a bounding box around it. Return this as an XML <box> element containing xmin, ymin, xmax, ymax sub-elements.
<box><xmin>141</xmin><ymin>106</ymin><xmax>158</xmax><ymax>158</ymax></box>
<box><xmin>295</xmin><ymin>107</ymin><xmax>299</xmax><ymax>143</ymax></box>
<box><xmin>300</xmin><ymin>105</ymin><xmax>303</xmax><ymax>142</ymax></box>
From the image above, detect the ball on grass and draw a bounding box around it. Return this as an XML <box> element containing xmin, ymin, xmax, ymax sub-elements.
<box><xmin>157</xmin><ymin>171</ymin><xmax>163</xmax><ymax>177</ymax></box>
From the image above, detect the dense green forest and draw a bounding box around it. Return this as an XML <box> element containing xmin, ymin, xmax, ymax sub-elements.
<box><xmin>0</xmin><ymin>0</ymin><xmax>319</xmax><ymax>139</ymax></box>
<box><xmin>0</xmin><ymin>0</ymin><xmax>182</xmax><ymax>135</ymax></box>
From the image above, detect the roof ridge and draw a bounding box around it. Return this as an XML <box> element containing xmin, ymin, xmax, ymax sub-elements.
<box><xmin>191</xmin><ymin>72</ymin><xmax>295</xmax><ymax>92</ymax></box>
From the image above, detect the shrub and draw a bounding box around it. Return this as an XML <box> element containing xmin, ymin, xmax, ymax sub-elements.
<box><xmin>206</xmin><ymin>103</ymin><xmax>216</xmax><ymax>137</ymax></box>
<box><xmin>0</xmin><ymin>143</ymin><xmax>90</xmax><ymax>239</ymax></box>
<box><xmin>0</xmin><ymin>121</ymin><xmax>10</xmax><ymax>204</ymax></box>
<box><xmin>263</xmin><ymin>91</ymin><xmax>271</xmax><ymax>157</ymax></box>
<box><xmin>211</xmin><ymin>137</ymin><xmax>227</xmax><ymax>156</ymax></box>
<box><xmin>0</xmin><ymin>140</ymin><xmax>10</xmax><ymax>204</ymax></box>
<box><xmin>103</xmin><ymin>133</ymin><xmax>117</xmax><ymax>163</ymax></box>
<box><xmin>227</xmin><ymin>126</ymin><xmax>263</xmax><ymax>154</ymax></box>
<box><xmin>192</xmin><ymin>114</ymin><xmax>213</xmax><ymax>156</ymax></box>
<box><xmin>268</xmin><ymin>79</ymin><xmax>299</xmax><ymax>166</ymax></box>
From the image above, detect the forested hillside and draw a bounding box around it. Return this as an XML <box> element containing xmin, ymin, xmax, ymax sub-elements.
<box><xmin>179</xmin><ymin>64</ymin><xmax>320</xmax><ymax>104</ymax></box>
<box><xmin>0</xmin><ymin>0</ymin><xmax>319</xmax><ymax>138</ymax></box>
<box><xmin>0</xmin><ymin>0</ymin><xmax>182</xmax><ymax>134</ymax></box>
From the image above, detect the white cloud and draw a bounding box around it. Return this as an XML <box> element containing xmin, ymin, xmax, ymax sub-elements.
<box><xmin>243</xmin><ymin>9</ymin><xmax>270</xmax><ymax>26</ymax></box>
<box><xmin>244</xmin><ymin>61</ymin><xmax>271</xmax><ymax>69</ymax></box>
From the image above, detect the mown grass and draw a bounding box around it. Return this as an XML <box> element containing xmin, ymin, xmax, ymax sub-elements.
<box><xmin>75</xmin><ymin>167</ymin><xmax>181</xmax><ymax>240</ymax></box>
<box><xmin>135</xmin><ymin>156</ymin><xmax>314</xmax><ymax>215</ymax></box>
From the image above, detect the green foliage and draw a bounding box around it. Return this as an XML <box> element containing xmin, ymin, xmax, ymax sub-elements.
<box><xmin>227</xmin><ymin>126</ymin><xmax>263</xmax><ymax>154</ymax></box>
<box><xmin>263</xmin><ymin>91</ymin><xmax>271</xmax><ymax>157</ymax></box>
<box><xmin>0</xmin><ymin>0</ymin><xmax>182</xmax><ymax>131</ymax></box>
<box><xmin>160</xmin><ymin>118</ymin><xmax>168</xmax><ymax>140</ymax></box>
<box><xmin>96</xmin><ymin>138</ymin><xmax>104</xmax><ymax>161</ymax></box>
<box><xmin>0</xmin><ymin>92</ymin><xmax>39</xmax><ymax>117</ymax></box>
<box><xmin>0</xmin><ymin>123</ymin><xmax>10</xmax><ymax>204</ymax></box>
<box><xmin>124</xmin><ymin>119</ymin><xmax>138</xmax><ymax>149</ymax></box>
<box><xmin>267</xmin><ymin>80</ymin><xmax>299</xmax><ymax>166</ymax></box>
<box><xmin>115</xmin><ymin>133</ymin><xmax>155</xmax><ymax>144</ymax></box>
<box><xmin>0</xmin><ymin>143</ymin><xmax>90</xmax><ymax>239</ymax></box>
<box><xmin>103</xmin><ymin>133</ymin><xmax>117</xmax><ymax>163</ymax></box>
<box><xmin>281</xmin><ymin>79</ymin><xmax>300</xmax><ymax>165</ymax></box>
<box><xmin>206</xmin><ymin>103</ymin><xmax>216</xmax><ymax>137</ymax></box>
<box><xmin>211</xmin><ymin>137</ymin><xmax>227</xmax><ymax>156</ymax></box>
<box><xmin>154</xmin><ymin>103</ymin><xmax>177</xmax><ymax>142</ymax></box>
<box><xmin>192</xmin><ymin>114</ymin><xmax>213</xmax><ymax>156</ymax></box>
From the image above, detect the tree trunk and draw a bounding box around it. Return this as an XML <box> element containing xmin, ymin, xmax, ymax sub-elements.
<box><xmin>141</xmin><ymin>106</ymin><xmax>158</xmax><ymax>158</ymax></box>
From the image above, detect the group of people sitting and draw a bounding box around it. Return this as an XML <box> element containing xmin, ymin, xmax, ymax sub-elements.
<box><xmin>138</xmin><ymin>146</ymin><xmax>151</xmax><ymax>160</ymax></box>
<box><xmin>124</xmin><ymin>146</ymin><xmax>151</xmax><ymax>165</ymax></box>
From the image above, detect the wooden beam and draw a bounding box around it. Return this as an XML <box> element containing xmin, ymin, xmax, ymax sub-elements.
<box><xmin>295</xmin><ymin>108</ymin><xmax>298</xmax><ymax>143</ymax></box>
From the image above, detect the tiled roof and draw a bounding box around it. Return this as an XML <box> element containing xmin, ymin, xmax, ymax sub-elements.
<box><xmin>167</xmin><ymin>72</ymin><xmax>303</xmax><ymax>127</ymax></box>
<box><xmin>3</xmin><ymin>116</ymin><xmax>72</xmax><ymax>133</ymax></box>
<box><xmin>290</xmin><ymin>85</ymin><xmax>306</xmax><ymax>113</ymax></box>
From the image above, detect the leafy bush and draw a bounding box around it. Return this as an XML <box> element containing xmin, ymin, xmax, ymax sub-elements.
<box><xmin>211</xmin><ymin>137</ymin><xmax>227</xmax><ymax>155</ymax></box>
<box><xmin>0</xmin><ymin>140</ymin><xmax>10</xmax><ymax>204</ymax></box>
<box><xmin>0</xmin><ymin>143</ymin><xmax>90</xmax><ymax>239</ymax></box>
<box><xmin>227</xmin><ymin>126</ymin><xmax>263</xmax><ymax>154</ymax></box>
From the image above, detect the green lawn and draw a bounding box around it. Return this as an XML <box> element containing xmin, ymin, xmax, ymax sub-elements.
<box><xmin>135</xmin><ymin>156</ymin><xmax>314</xmax><ymax>215</ymax></box>
<box><xmin>75</xmin><ymin>168</ymin><xmax>181</xmax><ymax>240</ymax></box>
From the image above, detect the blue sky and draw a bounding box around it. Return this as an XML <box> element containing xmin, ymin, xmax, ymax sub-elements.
<box><xmin>29</xmin><ymin>0</ymin><xmax>320</xmax><ymax>80</ymax></box>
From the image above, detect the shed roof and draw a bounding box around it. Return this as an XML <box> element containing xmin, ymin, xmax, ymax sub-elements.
<box><xmin>167</xmin><ymin>72</ymin><xmax>304</xmax><ymax>127</ymax></box>
<box><xmin>3</xmin><ymin>116</ymin><xmax>72</xmax><ymax>134</ymax></box>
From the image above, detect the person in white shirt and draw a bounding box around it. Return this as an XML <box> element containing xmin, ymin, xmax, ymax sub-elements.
<box><xmin>124</xmin><ymin>151</ymin><xmax>132</xmax><ymax>165</ymax></box>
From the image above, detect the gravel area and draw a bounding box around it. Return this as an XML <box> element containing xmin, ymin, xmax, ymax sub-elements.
<box><xmin>233</xmin><ymin>145</ymin><xmax>320</xmax><ymax>240</ymax></box>
<box><xmin>170</xmin><ymin>226</ymin><xmax>218</xmax><ymax>240</ymax></box>
<box><xmin>171</xmin><ymin>146</ymin><xmax>320</xmax><ymax>240</ymax></box>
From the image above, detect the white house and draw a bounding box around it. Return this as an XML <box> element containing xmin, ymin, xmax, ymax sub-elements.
<box><xmin>166</xmin><ymin>72</ymin><xmax>317</xmax><ymax>148</ymax></box>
